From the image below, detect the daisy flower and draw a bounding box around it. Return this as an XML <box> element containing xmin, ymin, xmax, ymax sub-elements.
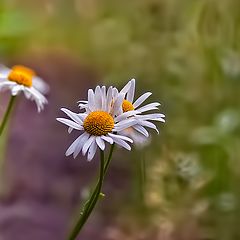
<box><xmin>119</xmin><ymin>78</ymin><xmax>165</xmax><ymax>143</ymax></box>
<box><xmin>0</xmin><ymin>65</ymin><xmax>49</xmax><ymax>112</ymax></box>
<box><xmin>57</xmin><ymin>85</ymin><xmax>138</xmax><ymax>161</ymax></box>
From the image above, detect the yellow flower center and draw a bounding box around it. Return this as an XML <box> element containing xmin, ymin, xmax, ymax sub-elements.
<box><xmin>83</xmin><ymin>111</ymin><xmax>114</xmax><ymax>136</ymax></box>
<box><xmin>122</xmin><ymin>99</ymin><xmax>134</xmax><ymax>112</ymax></box>
<box><xmin>8</xmin><ymin>65</ymin><xmax>35</xmax><ymax>87</ymax></box>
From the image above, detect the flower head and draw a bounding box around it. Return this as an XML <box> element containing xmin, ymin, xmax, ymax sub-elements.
<box><xmin>78</xmin><ymin>79</ymin><xmax>165</xmax><ymax>145</ymax></box>
<box><xmin>57</xmin><ymin>85</ymin><xmax>138</xmax><ymax>161</ymax></box>
<box><xmin>119</xmin><ymin>78</ymin><xmax>165</xmax><ymax>144</ymax></box>
<box><xmin>0</xmin><ymin>65</ymin><xmax>49</xmax><ymax>112</ymax></box>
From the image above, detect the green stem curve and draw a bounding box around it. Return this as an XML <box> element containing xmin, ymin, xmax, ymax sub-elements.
<box><xmin>67</xmin><ymin>150</ymin><xmax>105</xmax><ymax>240</ymax></box>
<box><xmin>0</xmin><ymin>96</ymin><xmax>16</xmax><ymax>136</ymax></box>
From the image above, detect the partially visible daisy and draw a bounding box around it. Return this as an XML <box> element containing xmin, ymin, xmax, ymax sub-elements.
<box><xmin>0</xmin><ymin>65</ymin><xmax>49</xmax><ymax>112</ymax></box>
<box><xmin>57</xmin><ymin>85</ymin><xmax>138</xmax><ymax>161</ymax></box>
<box><xmin>119</xmin><ymin>78</ymin><xmax>165</xmax><ymax>143</ymax></box>
<box><xmin>121</xmin><ymin>126</ymin><xmax>151</xmax><ymax>147</ymax></box>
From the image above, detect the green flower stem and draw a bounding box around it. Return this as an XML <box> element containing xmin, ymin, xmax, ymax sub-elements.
<box><xmin>79</xmin><ymin>143</ymin><xmax>115</xmax><ymax>218</ymax></box>
<box><xmin>80</xmin><ymin>144</ymin><xmax>116</xmax><ymax>220</ymax></box>
<box><xmin>67</xmin><ymin>144</ymin><xmax>115</xmax><ymax>240</ymax></box>
<box><xmin>79</xmin><ymin>151</ymin><xmax>105</xmax><ymax>223</ymax></box>
<box><xmin>0</xmin><ymin>96</ymin><xmax>16</xmax><ymax>136</ymax></box>
<box><xmin>103</xmin><ymin>144</ymin><xmax>115</xmax><ymax>175</ymax></box>
<box><xmin>67</xmin><ymin>149</ymin><xmax>107</xmax><ymax>240</ymax></box>
<box><xmin>83</xmin><ymin>144</ymin><xmax>115</xmax><ymax>216</ymax></box>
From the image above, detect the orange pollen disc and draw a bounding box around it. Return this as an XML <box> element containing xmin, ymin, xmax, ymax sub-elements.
<box><xmin>122</xmin><ymin>99</ymin><xmax>134</xmax><ymax>112</ymax></box>
<box><xmin>8</xmin><ymin>65</ymin><xmax>35</xmax><ymax>87</ymax></box>
<box><xmin>83</xmin><ymin>111</ymin><xmax>114</xmax><ymax>136</ymax></box>
<box><xmin>12</xmin><ymin>65</ymin><xmax>36</xmax><ymax>76</ymax></box>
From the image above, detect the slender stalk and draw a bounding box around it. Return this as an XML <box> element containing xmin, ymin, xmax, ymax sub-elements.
<box><xmin>80</xmin><ymin>144</ymin><xmax>115</xmax><ymax>215</ymax></box>
<box><xmin>103</xmin><ymin>144</ymin><xmax>115</xmax><ymax>175</ymax></box>
<box><xmin>67</xmin><ymin>150</ymin><xmax>105</xmax><ymax>240</ymax></box>
<box><xmin>82</xmin><ymin>144</ymin><xmax>115</xmax><ymax>218</ymax></box>
<box><xmin>81</xmin><ymin>144</ymin><xmax>115</xmax><ymax>219</ymax></box>
<box><xmin>67</xmin><ymin>145</ymin><xmax>116</xmax><ymax>240</ymax></box>
<box><xmin>80</xmin><ymin>151</ymin><xmax>105</xmax><ymax>223</ymax></box>
<box><xmin>0</xmin><ymin>96</ymin><xmax>16</xmax><ymax>136</ymax></box>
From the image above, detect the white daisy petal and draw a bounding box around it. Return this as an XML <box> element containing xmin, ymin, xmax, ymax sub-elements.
<box><xmin>24</xmin><ymin>87</ymin><xmax>48</xmax><ymax>112</ymax></box>
<box><xmin>138</xmin><ymin>120</ymin><xmax>159</xmax><ymax>133</ymax></box>
<box><xmin>106</xmin><ymin>86</ymin><xmax>113</xmax><ymax>113</ymax></box>
<box><xmin>11</xmin><ymin>85</ymin><xmax>24</xmax><ymax>95</ymax></box>
<box><xmin>0</xmin><ymin>81</ymin><xmax>17</xmax><ymax>90</ymax></box>
<box><xmin>108</xmin><ymin>133</ymin><xmax>133</xmax><ymax>143</ymax></box>
<box><xmin>133</xmin><ymin>125</ymin><xmax>149</xmax><ymax>137</ymax></box>
<box><xmin>112</xmin><ymin>93</ymin><xmax>124</xmax><ymax>116</ymax></box>
<box><xmin>82</xmin><ymin>136</ymin><xmax>95</xmax><ymax>156</ymax></box>
<box><xmin>61</xmin><ymin>108</ymin><xmax>83</xmax><ymax>124</ymax></box>
<box><xmin>112</xmin><ymin>87</ymin><xmax>119</xmax><ymax>99</ymax></box>
<box><xmin>95</xmin><ymin>85</ymin><xmax>103</xmax><ymax>109</ymax></box>
<box><xmin>111</xmin><ymin>136</ymin><xmax>131</xmax><ymax>150</ymax></box>
<box><xmin>128</xmin><ymin>130</ymin><xmax>149</xmax><ymax>145</ymax></box>
<box><xmin>66</xmin><ymin>132</ymin><xmax>89</xmax><ymax>157</ymax></box>
<box><xmin>138</xmin><ymin>113</ymin><xmax>165</xmax><ymax>119</ymax></box>
<box><xmin>23</xmin><ymin>88</ymin><xmax>32</xmax><ymax>99</ymax></box>
<box><xmin>101</xmin><ymin>86</ymin><xmax>106</xmax><ymax>110</ymax></box>
<box><xmin>120</xmin><ymin>80</ymin><xmax>132</xmax><ymax>94</ymax></box>
<box><xmin>25</xmin><ymin>86</ymin><xmax>43</xmax><ymax>100</ymax></box>
<box><xmin>101</xmin><ymin>135</ymin><xmax>114</xmax><ymax>144</ymax></box>
<box><xmin>73</xmin><ymin>132</ymin><xmax>90</xmax><ymax>158</ymax></box>
<box><xmin>32</xmin><ymin>76</ymin><xmax>50</xmax><ymax>94</ymax></box>
<box><xmin>133</xmin><ymin>92</ymin><xmax>152</xmax><ymax>108</ymax></box>
<box><xmin>137</xmin><ymin>102</ymin><xmax>160</xmax><ymax>113</ymax></box>
<box><xmin>77</xmin><ymin>113</ymin><xmax>88</xmax><ymax>121</ymax></box>
<box><xmin>137</xmin><ymin>113</ymin><xmax>166</xmax><ymax>122</ymax></box>
<box><xmin>114</xmin><ymin>110</ymin><xmax>139</xmax><ymax>122</ymax></box>
<box><xmin>126</xmin><ymin>78</ymin><xmax>135</xmax><ymax>103</ymax></box>
<box><xmin>0</xmin><ymin>65</ymin><xmax>11</xmax><ymax>78</ymax></box>
<box><xmin>114</xmin><ymin>119</ymin><xmax>137</xmax><ymax>131</ymax></box>
<box><xmin>57</xmin><ymin>118</ymin><xmax>83</xmax><ymax>130</ymax></box>
<box><xmin>87</xmin><ymin>141</ymin><xmax>98</xmax><ymax>161</ymax></box>
<box><xmin>96</xmin><ymin>136</ymin><xmax>105</xmax><ymax>150</ymax></box>
<box><xmin>88</xmin><ymin>89</ymin><xmax>95</xmax><ymax>111</ymax></box>
<box><xmin>79</xmin><ymin>103</ymin><xmax>87</xmax><ymax>109</ymax></box>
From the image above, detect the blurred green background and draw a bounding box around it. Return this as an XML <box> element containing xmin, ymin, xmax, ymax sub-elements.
<box><xmin>1</xmin><ymin>0</ymin><xmax>240</xmax><ymax>239</ymax></box>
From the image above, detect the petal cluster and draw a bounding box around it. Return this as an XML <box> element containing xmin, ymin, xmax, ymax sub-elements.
<box><xmin>0</xmin><ymin>65</ymin><xmax>49</xmax><ymax>112</ymax></box>
<box><xmin>57</xmin><ymin>85</ymin><xmax>137</xmax><ymax>161</ymax></box>
<box><xmin>119</xmin><ymin>79</ymin><xmax>165</xmax><ymax>144</ymax></box>
<box><xmin>57</xmin><ymin>79</ymin><xmax>165</xmax><ymax>161</ymax></box>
